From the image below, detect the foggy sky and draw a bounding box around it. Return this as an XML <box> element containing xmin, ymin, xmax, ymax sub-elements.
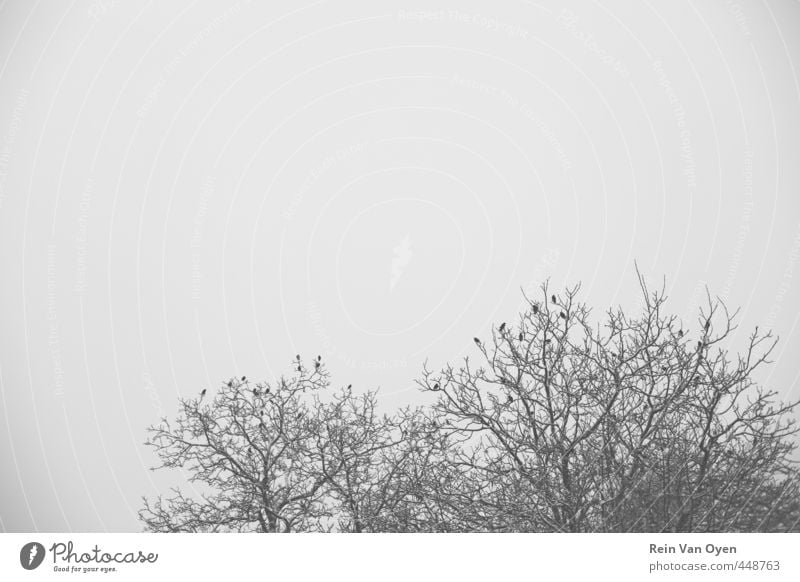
<box><xmin>1</xmin><ymin>0</ymin><xmax>799</xmax><ymax>531</ymax></box>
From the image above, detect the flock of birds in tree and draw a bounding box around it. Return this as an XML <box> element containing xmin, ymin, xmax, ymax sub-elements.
<box><xmin>198</xmin><ymin>355</ymin><xmax>328</xmax><ymax>400</ymax></box>
<box><xmin>196</xmin><ymin>295</ymin><xmax>712</xmax><ymax>403</ymax></box>
<box><xmin>473</xmin><ymin>293</ymin><xmax>567</xmax><ymax>348</ymax></box>
<box><xmin>462</xmin><ymin>292</ymin><xmax>711</xmax><ymax>401</ymax></box>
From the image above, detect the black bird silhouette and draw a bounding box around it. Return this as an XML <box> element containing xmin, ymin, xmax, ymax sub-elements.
<box><xmin>241</xmin><ymin>376</ymin><xmax>246</xmax><ymax>382</ymax></box>
<box><xmin>265</xmin><ymin>387</ymin><xmax>270</xmax><ymax>394</ymax></box>
<box><xmin>296</xmin><ymin>365</ymin><xmax>302</xmax><ymax>372</ymax></box>
<box><xmin>296</xmin><ymin>354</ymin><xmax>301</xmax><ymax>361</ymax></box>
<box><xmin>474</xmin><ymin>337</ymin><xmax>481</xmax><ymax>345</ymax></box>
<box><xmin>697</xmin><ymin>340</ymin><xmax>703</xmax><ymax>349</ymax></box>
<box><xmin>347</xmin><ymin>384</ymin><xmax>352</xmax><ymax>390</ymax></box>
<box><xmin>200</xmin><ymin>389</ymin><xmax>207</xmax><ymax>398</ymax></box>
<box><xmin>227</xmin><ymin>380</ymin><xmax>233</xmax><ymax>388</ymax></box>
<box><xmin>314</xmin><ymin>361</ymin><xmax>320</xmax><ymax>369</ymax></box>
<box><xmin>499</xmin><ymin>322</ymin><xmax>506</xmax><ymax>333</ymax></box>
<box><xmin>551</xmin><ymin>294</ymin><xmax>557</xmax><ymax>304</ymax></box>
<box><xmin>317</xmin><ymin>355</ymin><xmax>321</xmax><ymax>361</ymax></box>
<box><xmin>678</xmin><ymin>329</ymin><xmax>684</xmax><ymax>337</ymax></box>
<box><xmin>507</xmin><ymin>394</ymin><xmax>514</xmax><ymax>404</ymax></box>
<box><xmin>433</xmin><ymin>383</ymin><xmax>440</xmax><ymax>390</ymax></box>
<box><xmin>518</xmin><ymin>332</ymin><xmax>524</xmax><ymax>341</ymax></box>
<box><xmin>559</xmin><ymin>311</ymin><xmax>566</xmax><ymax>319</ymax></box>
<box><xmin>532</xmin><ymin>304</ymin><xmax>539</xmax><ymax>314</ymax></box>
<box><xmin>253</xmin><ymin>388</ymin><xmax>259</xmax><ymax>396</ymax></box>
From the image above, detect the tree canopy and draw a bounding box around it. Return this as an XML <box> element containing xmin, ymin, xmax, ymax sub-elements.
<box><xmin>140</xmin><ymin>277</ymin><xmax>799</xmax><ymax>532</ymax></box>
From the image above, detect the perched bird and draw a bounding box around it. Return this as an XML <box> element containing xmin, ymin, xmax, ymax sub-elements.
<box><xmin>474</xmin><ymin>337</ymin><xmax>481</xmax><ymax>345</ymax></box>
<box><xmin>241</xmin><ymin>376</ymin><xmax>247</xmax><ymax>382</ymax></box>
<box><xmin>200</xmin><ymin>389</ymin><xmax>207</xmax><ymax>398</ymax></box>
<box><xmin>697</xmin><ymin>340</ymin><xmax>703</xmax><ymax>349</ymax></box>
<box><xmin>559</xmin><ymin>311</ymin><xmax>566</xmax><ymax>319</ymax></box>
<box><xmin>499</xmin><ymin>322</ymin><xmax>506</xmax><ymax>333</ymax></box>
<box><xmin>507</xmin><ymin>394</ymin><xmax>514</xmax><ymax>404</ymax></box>
<box><xmin>314</xmin><ymin>360</ymin><xmax>321</xmax><ymax>370</ymax></box>
<box><xmin>265</xmin><ymin>387</ymin><xmax>270</xmax><ymax>394</ymax></box>
<box><xmin>518</xmin><ymin>332</ymin><xmax>524</xmax><ymax>341</ymax></box>
<box><xmin>317</xmin><ymin>355</ymin><xmax>322</xmax><ymax>362</ymax></box>
<box><xmin>296</xmin><ymin>354</ymin><xmax>301</xmax><ymax>361</ymax></box>
<box><xmin>551</xmin><ymin>294</ymin><xmax>557</xmax><ymax>304</ymax></box>
<box><xmin>253</xmin><ymin>388</ymin><xmax>260</xmax><ymax>396</ymax></box>
<box><xmin>677</xmin><ymin>329</ymin><xmax>684</xmax><ymax>337</ymax></box>
<box><xmin>347</xmin><ymin>384</ymin><xmax>352</xmax><ymax>390</ymax></box>
<box><xmin>227</xmin><ymin>380</ymin><xmax>233</xmax><ymax>388</ymax></box>
<box><xmin>296</xmin><ymin>365</ymin><xmax>302</xmax><ymax>372</ymax></box>
<box><xmin>532</xmin><ymin>304</ymin><xmax>539</xmax><ymax>315</ymax></box>
<box><xmin>433</xmin><ymin>383</ymin><xmax>440</xmax><ymax>391</ymax></box>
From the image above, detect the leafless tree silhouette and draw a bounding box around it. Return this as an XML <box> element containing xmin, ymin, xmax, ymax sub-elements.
<box><xmin>141</xmin><ymin>275</ymin><xmax>799</xmax><ymax>532</ymax></box>
<box><xmin>417</xmin><ymin>274</ymin><xmax>800</xmax><ymax>532</ymax></box>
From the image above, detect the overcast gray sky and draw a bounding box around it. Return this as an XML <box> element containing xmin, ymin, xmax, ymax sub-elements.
<box><xmin>1</xmin><ymin>0</ymin><xmax>799</xmax><ymax>532</ymax></box>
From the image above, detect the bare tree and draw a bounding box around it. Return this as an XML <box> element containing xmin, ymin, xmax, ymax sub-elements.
<box><xmin>141</xmin><ymin>275</ymin><xmax>799</xmax><ymax>532</ymax></box>
<box><xmin>311</xmin><ymin>386</ymin><xmax>409</xmax><ymax>532</ymax></box>
<box><xmin>140</xmin><ymin>359</ymin><xmax>431</xmax><ymax>532</ymax></box>
<box><xmin>140</xmin><ymin>360</ymin><xmax>333</xmax><ymax>532</ymax></box>
<box><xmin>417</xmin><ymin>274</ymin><xmax>800</xmax><ymax>532</ymax></box>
